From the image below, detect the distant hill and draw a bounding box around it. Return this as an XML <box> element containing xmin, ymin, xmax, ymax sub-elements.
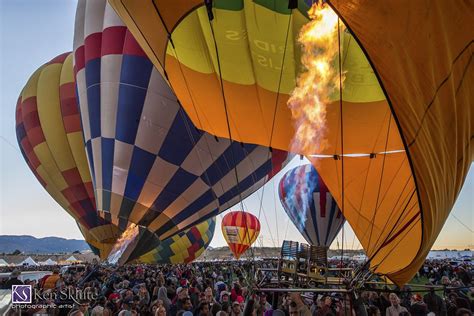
<box><xmin>0</xmin><ymin>235</ymin><xmax>89</xmax><ymax>254</ymax></box>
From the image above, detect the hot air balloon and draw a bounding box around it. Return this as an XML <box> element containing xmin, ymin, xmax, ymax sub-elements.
<box><xmin>15</xmin><ymin>52</ymin><xmax>121</xmax><ymax>259</ymax></box>
<box><xmin>107</xmin><ymin>0</ymin><xmax>472</xmax><ymax>285</ymax></box>
<box><xmin>222</xmin><ymin>211</ymin><xmax>260</xmax><ymax>259</ymax></box>
<box><xmin>73</xmin><ymin>0</ymin><xmax>290</xmax><ymax>246</ymax></box>
<box><xmin>138</xmin><ymin>217</ymin><xmax>215</xmax><ymax>264</ymax></box>
<box><xmin>279</xmin><ymin>164</ymin><xmax>344</xmax><ymax>248</ymax></box>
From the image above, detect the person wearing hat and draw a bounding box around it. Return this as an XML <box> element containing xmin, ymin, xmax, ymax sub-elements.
<box><xmin>231</xmin><ymin>301</ymin><xmax>243</xmax><ymax>316</ymax></box>
<box><xmin>3</xmin><ymin>269</ymin><xmax>23</xmax><ymax>288</ymax></box>
<box><xmin>220</xmin><ymin>291</ymin><xmax>231</xmax><ymax>304</ymax></box>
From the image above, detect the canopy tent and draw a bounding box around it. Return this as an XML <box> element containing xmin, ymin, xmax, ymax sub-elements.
<box><xmin>41</xmin><ymin>258</ymin><xmax>58</xmax><ymax>265</ymax></box>
<box><xmin>107</xmin><ymin>0</ymin><xmax>473</xmax><ymax>285</ymax></box>
<box><xmin>0</xmin><ymin>259</ymin><xmax>8</xmax><ymax>267</ymax></box>
<box><xmin>19</xmin><ymin>257</ymin><xmax>38</xmax><ymax>266</ymax></box>
<box><xmin>65</xmin><ymin>256</ymin><xmax>80</xmax><ymax>263</ymax></box>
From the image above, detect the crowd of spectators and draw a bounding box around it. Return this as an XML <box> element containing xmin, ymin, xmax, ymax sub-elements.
<box><xmin>0</xmin><ymin>259</ymin><xmax>472</xmax><ymax>316</ymax></box>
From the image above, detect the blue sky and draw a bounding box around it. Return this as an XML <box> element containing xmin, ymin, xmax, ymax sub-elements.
<box><xmin>0</xmin><ymin>0</ymin><xmax>472</xmax><ymax>250</ymax></box>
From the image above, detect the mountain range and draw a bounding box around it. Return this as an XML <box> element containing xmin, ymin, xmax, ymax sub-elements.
<box><xmin>0</xmin><ymin>235</ymin><xmax>89</xmax><ymax>254</ymax></box>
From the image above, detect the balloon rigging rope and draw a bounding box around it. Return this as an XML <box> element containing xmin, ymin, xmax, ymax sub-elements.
<box><xmin>272</xmin><ymin>179</ymin><xmax>280</xmax><ymax>246</ymax></box>
<box><xmin>451</xmin><ymin>213</ymin><xmax>474</xmax><ymax>233</ymax></box>
<box><xmin>207</xmin><ymin>8</ymin><xmax>292</xmax><ymax>265</ymax></box>
<box><xmin>158</xmin><ymin>3</ymin><xmax>268</xmax><ymax>234</ymax></box>
<box><xmin>349</xmin><ymin>110</ymin><xmax>393</xmax><ymax>250</ymax></box>
<box><xmin>255</xmin><ymin>12</ymin><xmax>293</xmax><ymax>248</ymax></box>
<box><xmin>150</xmin><ymin>4</ymin><xmax>233</xmax><ymax>227</ymax></box>
<box><xmin>284</xmin><ymin>216</ymin><xmax>291</xmax><ymax>242</ymax></box>
<box><xmin>353</xmin><ymin>189</ymin><xmax>417</xmax><ymax>282</ymax></box>
<box><xmin>337</xmin><ymin>17</ymin><xmax>345</xmax><ymax>270</ymax></box>
<box><xmin>207</xmin><ymin>20</ymin><xmax>258</xmax><ymax>267</ymax></box>
<box><xmin>359</xmin><ymin>155</ymin><xmax>411</xmax><ymax>253</ymax></box>
<box><xmin>366</xmin><ymin>117</ymin><xmax>392</xmax><ymax>252</ymax></box>
<box><xmin>368</xmin><ymin>213</ymin><xmax>421</xmax><ymax>274</ymax></box>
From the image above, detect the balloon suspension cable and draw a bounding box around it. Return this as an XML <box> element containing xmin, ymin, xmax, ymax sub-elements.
<box><xmin>366</xmin><ymin>116</ymin><xmax>392</xmax><ymax>253</ymax></box>
<box><xmin>351</xmin><ymin>115</ymin><xmax>395</xmax><ymax>283</ymax></box>
<box><xmin>206</xmin><ymin>16</ymin><xmax>257</xmax><ymax>269</ymax></box>
<box><xmin>255</xmin><ymin>10</ymin><xmax>293</xmax><ymax>247</ymax></box>
<box><xmin>337</xmin><ymin>16</ymin><xmax>345</xmax><ymax>274</ymax></box>
<box><xmin>252</xmin><ymin>8</ymin><xmax>292</xmax><ymax>269</ymax></box>
<box><xmin>352</xmin><ymin>195</ymin><xmax>419</xmax><ymax>287</ymax></box>
<box><xmin>151</xmin><ymin>0</ymin><xmax>238</xmax><ymax>231</ymax></box>
<box><xmin>206</xmin><ymin>3</ymin><xmax>293</xmax><ymax>271</ymax></box>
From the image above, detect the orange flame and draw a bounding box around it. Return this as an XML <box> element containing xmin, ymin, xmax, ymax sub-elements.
<box><xmin>107</xmin><ymin>223</ymin><xmax>139</xmax><ymax>264</ymax></box>
<box><xmin>288</xmin><ymin>2</ymin><xmax>343</xmax><ymax>155</ymax></box>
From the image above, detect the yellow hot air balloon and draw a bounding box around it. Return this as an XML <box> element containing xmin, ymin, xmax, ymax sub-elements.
<box><xmin>107</xmin><ymin>0</ymin><xmax>472</xmax><ymax>285</ymax></box>
<box><xmin>15</xmin><ymin>53</ymin><xmax>122</xmax><ymax>259</ymax></box>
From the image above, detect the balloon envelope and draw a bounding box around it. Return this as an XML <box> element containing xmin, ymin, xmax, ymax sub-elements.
<box><xmin>279</xmin><ymin>164</ymin><xmax>344</xmax><ymax>247</ymax></box>
<box><xmin>73</xmin><ymin>0</ymin><xmax>290</xmax><ymax>242</ymax></box>
<box><xmin>221</xmin><ymin>211</ymin><xmax>260</xmax><ymax>259</ymax></box>
<box><xmin>15</xmin><ymin>53</ymin><xmax>121</xmax><ymax>258</ymax></box>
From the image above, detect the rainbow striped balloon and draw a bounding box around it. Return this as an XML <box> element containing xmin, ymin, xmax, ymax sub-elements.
<box><xmin>222</xmin><ymin>211</ymin><xmax>260</xmax><ymax>259</ymax></box>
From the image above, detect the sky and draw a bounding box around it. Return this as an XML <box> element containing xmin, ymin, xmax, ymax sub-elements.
<box><xmin>0</xmin><ymin>0</ymin><xmax>472</xmax><ymax>251</ymax></box>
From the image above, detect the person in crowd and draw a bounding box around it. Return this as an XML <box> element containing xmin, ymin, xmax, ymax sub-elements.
<box><xmin>386</xmin><ymin>293</ymin><xmax>408</xmax><ymax>316</ymax></box>
<box><xmin>231</xmin><ymin>301</ymin><xmax>243</xmax><ymax>316</ymax></box>
<box><xmin>197</xmin><ymin>302</ymin><xmax>211</xmax><ymax>316</ymax></box>
<box><xmin>409</xmin><ymin>294</ymin><xmax>429</xmax><ymax>316</ymax></box>
<box><xmin>156</xmin><ymin>306</ymin><xmax>167</xmax><ymax>316</ymax></box>
<box><xmin>231</xmin><ymin>282</ymin><xmax>243</xmax><ymax>302</ymax></box>
<box><xmin>315</xmin><ymin>295</ymin><xmax>336</xmax><ymax>316</ymax></box>
<box><xmin>455</xmin><ymin>308</ymin><xmax>472</xmax><ymax>316</ymax></box>
<box><xmin>423</xmin><ymin>287</ymin><xmax>446</xmax><ymax>315</ymax></box>
<box><xmin>2</xmin><ymin>269</ymin><xmax>23</xmax><ymax>288</ymax></box>
<box><xmin>243</xmin><ymin>298</ymin><xmax>257</xmax><ymax>316</ymax></box>
<box><xmin>259</xmin><ymin>294</ymin><xmax>272</xmax><ymax>312</ymax></box>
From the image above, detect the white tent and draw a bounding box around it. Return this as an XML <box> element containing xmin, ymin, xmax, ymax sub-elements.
<box><xmin>19</xmin><ymin>256</ymin><xmax>38</xmax><ymax>266</ymax></box>
<box><xmin>41</xmin><ymin>258</ymin><xmax>57</xmax><ymax>265</ymax></box>
<box><xmin>0</xmin><ymin>259</ymin><xmax>8</xmax><ymax>267</ymax></box>
<box><xmin>65</xmin><ymin>256</ymin><xmax>80</xmax><ymax>263</ymax></box>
